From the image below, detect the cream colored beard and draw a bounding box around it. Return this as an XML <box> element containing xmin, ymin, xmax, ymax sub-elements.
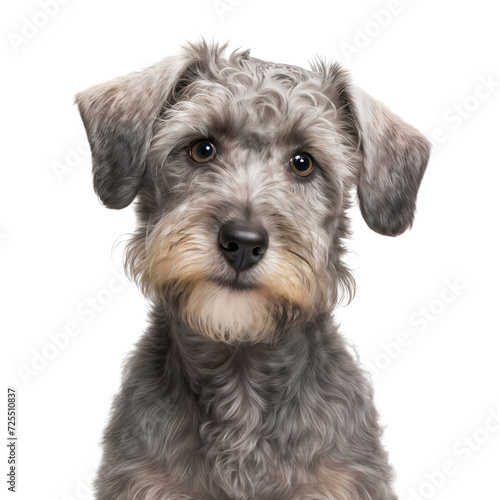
<box><xmin>181</xmin><ymin>281</ymin><xmax>278</xmax><ymax>344</ymax></box>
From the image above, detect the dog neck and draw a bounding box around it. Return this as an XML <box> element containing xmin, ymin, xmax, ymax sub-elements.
<box><xmin>160</xmin><ymin>306</ymin><xmax>337</xmax><ymax>404</ymax></box>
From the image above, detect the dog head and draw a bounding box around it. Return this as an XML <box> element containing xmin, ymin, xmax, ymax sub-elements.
<box><xmin>76</xmin><ymin>41</ymin><xmax>430</xmax><ymax>344</ymax></box>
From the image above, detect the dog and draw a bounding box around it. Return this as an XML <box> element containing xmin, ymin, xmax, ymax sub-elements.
<box><xmin>76</xmin><ymin>41</ymin><xmax>430</xmax><ymax>500</ymax></box>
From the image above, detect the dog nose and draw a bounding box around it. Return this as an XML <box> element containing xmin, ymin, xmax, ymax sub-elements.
<box><xmin>219</xmin><ymin>220</ymin><xmax>269</xmax><ymax>271</ymax></box>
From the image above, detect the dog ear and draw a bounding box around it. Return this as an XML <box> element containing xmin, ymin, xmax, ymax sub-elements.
<box><xmin>75</xmin><ymin>56</ymin><xmax>190</xmax><ymax>209</ymax></box>
<box><xmin>352</xmin><ymin>87</ymin><xmax>431</xmax><ymax>236</ymax></box>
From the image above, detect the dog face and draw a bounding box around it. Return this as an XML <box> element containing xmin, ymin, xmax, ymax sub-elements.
<box><xmin>76</xmin><ymin>42</ymin><xmax>430</xmax><ymax>344</ymax></box>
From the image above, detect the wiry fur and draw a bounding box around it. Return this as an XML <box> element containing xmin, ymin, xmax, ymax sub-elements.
<box><xmin>75</xmin><ymin>41</ymin><xmax>430</xmax><ymax>499</ymax></box>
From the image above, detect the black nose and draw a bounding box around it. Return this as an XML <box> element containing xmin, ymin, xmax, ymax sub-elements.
<box><xmin>219</xmin><ymin>220</ymin><xmax>269</xmax><ymax>271</ymax></box>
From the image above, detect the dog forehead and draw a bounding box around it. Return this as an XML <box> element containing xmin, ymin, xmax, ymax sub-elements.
<box><xmin>167</xmin><ymin>62</ymin><xmax>338</xmax><ymax>149</ymax></box>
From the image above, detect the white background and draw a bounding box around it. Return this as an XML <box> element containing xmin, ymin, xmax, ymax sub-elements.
<box><xmin>1</xmin><ymin>1</ymin><xmax>499</xmax><ymax>499</ymax></box>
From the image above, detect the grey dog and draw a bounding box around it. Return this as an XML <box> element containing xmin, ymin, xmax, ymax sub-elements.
<box><xmin>76</xmin><ymin>41</ymin><xmax>430</xmax><ymax>500</ymax></box>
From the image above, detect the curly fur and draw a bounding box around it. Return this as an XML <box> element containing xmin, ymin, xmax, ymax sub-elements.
<box><xmin>75</xmin><ymin>41</ymin><xmax>430</xmax><ymax>499</ymax></box>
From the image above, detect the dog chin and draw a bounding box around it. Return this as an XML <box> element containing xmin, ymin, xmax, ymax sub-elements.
<box><xmin>180</xmin><ymin>279</ymin><xmax>279</xmax><ymax>344</ymax></box>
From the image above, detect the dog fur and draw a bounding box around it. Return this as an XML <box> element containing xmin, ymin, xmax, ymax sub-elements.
<box><xmin>76</xmin><ymin>41</ymin><xmax>430</xmax><ymax>500</ymax></box>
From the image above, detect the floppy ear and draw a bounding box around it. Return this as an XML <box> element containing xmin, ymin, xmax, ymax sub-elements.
<box><xmin>75</xmin><ymin>56</ymin><xmax>190</xmax><ymax>209</ymax></box>
<box><xmin>353</xmin><ymin>87</ymin><xmax>431</xmax><ymax>236</ymax></box>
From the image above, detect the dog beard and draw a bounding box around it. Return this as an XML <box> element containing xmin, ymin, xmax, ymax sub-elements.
<box><xmin>168</xmin><ymin>279</ymin><xmax>295</xmax><ymax>344</ymax></box>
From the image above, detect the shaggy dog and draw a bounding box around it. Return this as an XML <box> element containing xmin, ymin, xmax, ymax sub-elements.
<box><xmin>76</xmin><ymin>41</ymin><xmax>430</xmax><ymax>500</ymax></box>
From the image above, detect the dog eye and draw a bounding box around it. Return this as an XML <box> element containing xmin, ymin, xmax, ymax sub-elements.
<box><xmin>289</xmin><ymin>153</ymin><xmax>314</xmax><ymax>177</ymax></box>
<box><xmin>189</xmin><ymin>140</ymin><xmax>217</xmax><ymax>163</ymax></box>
